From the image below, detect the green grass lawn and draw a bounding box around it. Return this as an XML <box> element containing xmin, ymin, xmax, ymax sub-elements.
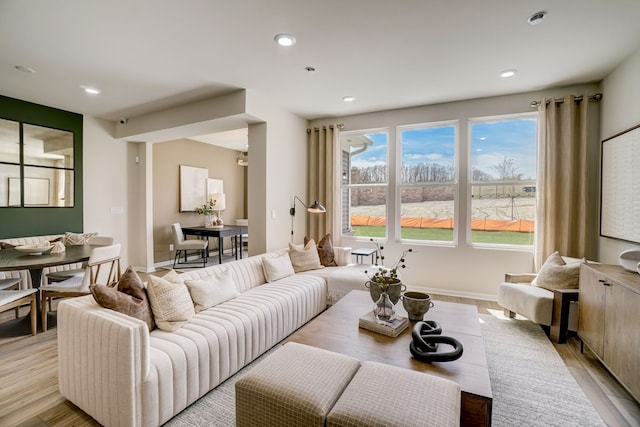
<box><xmin>351</xmin><ymin>226</ymin><xmax>533</xmax><ymax>245</ymax></box>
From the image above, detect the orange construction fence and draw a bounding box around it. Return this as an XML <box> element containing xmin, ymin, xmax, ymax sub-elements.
<box><xmin>351</xmin><ymin>216</ymin><xmax>534</xmax><ymax>233</ymax></box>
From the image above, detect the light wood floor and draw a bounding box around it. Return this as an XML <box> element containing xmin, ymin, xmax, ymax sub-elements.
<box><xmin>1</xmin><ymin>293</ymin><xmax>638</xmax><ymax>426</ymax></box>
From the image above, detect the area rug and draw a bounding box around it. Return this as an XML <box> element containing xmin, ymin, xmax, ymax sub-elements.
<box><xmin>479</xmin><ymin>314</ymin><xmax>604</xmax><ymax>427</ymax></box>
<box><xmin>166</xmin><ymin>314</ymin><xmax>605</xmax><ymax>426</ymax></box>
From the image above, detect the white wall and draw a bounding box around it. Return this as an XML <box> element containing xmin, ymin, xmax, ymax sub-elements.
<box><xmin>82</xmin><ymin>117</ymin><xmax>130</xmax><ymax>266</ymax></box>
<box><xmin>599</xmin><ymin>46</ymin><xmax>640</xmax><ymax>264</ymax></box>
<box><xmin>246</xmin><ymin>91</ymin><xmax>308</xmax><ymax>252</ymax></box>
<box><xmin>311</xmin><ymin>84</ymin><xmax>601</xmax><ymax>300</ymax></box>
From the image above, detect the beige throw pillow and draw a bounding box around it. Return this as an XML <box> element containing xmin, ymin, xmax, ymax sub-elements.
<box><xmin>146</xmin><ymin>274</ymin><xmax>195</xmax><ymax>331</ymax></box>
<box><xmin>532</xmin><ymin>251</ymin><xmax>581</xmax><ymax>291</ymax></box>
<box><xmin>185</xmin><ymin>270</ymin><xmax>240</xmax><ymax>312</ymax></box>
<box><xmin>288</xmin><ymin>239</ymin><xmax>323</xmax><ymax>273</ymax></box>
<box><xmin>262</xmin><ymin>254</ymin><xmax>295</xmax><ymax>282</ymax></box>
<box><xmin>63</xmin><ymin>231</ymin><xmax>98</xmax><ymax>245</ymax></box>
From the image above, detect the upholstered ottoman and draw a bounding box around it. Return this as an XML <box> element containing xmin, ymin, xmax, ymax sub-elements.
<box><xmin>327</xmin><ymin>361</ymin><xmax>461</xmax><ymax>427</ymax></box>
<box><xmin>235</xmin><ymin>342</ymin><xmax>360</xmax><ymax>427</ymax></box>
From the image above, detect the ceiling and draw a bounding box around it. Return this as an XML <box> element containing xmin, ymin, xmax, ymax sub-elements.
<box><xmin>2</xmin><ymin>0</ymin><xmax>640</xmax><ymax>129</ymax></box>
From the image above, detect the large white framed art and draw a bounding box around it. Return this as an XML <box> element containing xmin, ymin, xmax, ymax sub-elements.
<box><xmin>179</xmin><ymin>165</ymin><xmax>208</xmax><ymax>212</ymax></box>
<box><xmin>600</xmin><ymin>124</ymin><xmax>640</xmax><ymax>244</ymax></box>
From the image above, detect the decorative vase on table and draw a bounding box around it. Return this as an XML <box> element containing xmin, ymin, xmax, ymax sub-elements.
<box><xmin>204</xmin><ymin>214</ymin><xmax>215</xmax><ymax>228</ymax></box>
<box><xmin>366</xmin><ymin>279</ymin><xmax>406</xmax><ymax>305</ymax></box>
<box><xmin>374</xmin><ymin>291</ymin><xmax>395</xmax><ymax>321</ymax></box>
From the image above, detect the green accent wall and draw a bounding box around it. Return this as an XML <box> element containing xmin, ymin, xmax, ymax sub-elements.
<box><xmin>0</xmin><ymin>95</ymin><xmax>83</xmax><ymax>239</ymax></box>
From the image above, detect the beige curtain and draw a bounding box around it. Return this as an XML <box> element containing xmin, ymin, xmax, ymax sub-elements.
<box><xmin>308</xmin><ymin>126</ymin><xmax>336</xmax><ymax>241</ymax></box>
<box><xmin>535</xmin><ymin>95</ymin><xmax>589</xmax><ymax>269</ymax></box>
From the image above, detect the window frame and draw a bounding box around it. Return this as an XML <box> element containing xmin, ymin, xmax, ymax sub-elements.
<box><xmin>339</xmin><ymin>127</ymin><xmax>390</xmax><ymax>241</ymax></box>
<box><xmin>396</xmin><ymin>120</ymin><xmax>459</xmax><ymax>246</ymax></box>
<box><xmin>467</xmin><ymin>112</ymin><xmax>538</xmax><ymax>249</ymax></box>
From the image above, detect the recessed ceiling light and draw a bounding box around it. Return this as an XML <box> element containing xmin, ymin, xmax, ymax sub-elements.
<box><xmin>274</xmin><ymin>33</ymin><xmax>296</xmax><ymax>47</ymax></box>
<box><xmin>342</xmin><ymin>96</ymin><xmax>355</xmax><ymax>102</ymax></box>
<box><xmin>82</xmin><ymin>86</ymin><xmax>101</xmax><ymax>95</ymax></box>
<box><xmin>500</xmin><ymin>69</ymin><xmax>517</xmax><ymax>78</ymax></box>
<box><xmin>528</xmin><ymin>11</ymin><xmax>546</xmax><ymax>25</ymax></box>
<box><xmin>14</xmin><ymin>65</ymin><xmax>36</xmax><ymax>74</ymax></box>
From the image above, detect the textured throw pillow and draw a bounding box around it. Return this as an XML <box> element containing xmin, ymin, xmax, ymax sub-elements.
<box><xmin>289</xmin><ymin>239</ymin><xmax>324</xmax><ymax>273</ymax></box>
<box><xmin>262</xmin><ymin>254</ymin><xmax>295</xmax><ymax>282</ymax></box>
<box><xmin>306</xmin><ymin>234</ymin><xmax>338</xmax><ymax>267</ymax></box>
<box><xmin>63</xmin><ymin>231</ymin><xmax>98</xmax><ymax>246</ymax></box>
<box><xmin>90</xmin><ymin>266</ymin><xmax>156</xmax><ymax>331</ymax></box>
<box><xmin>146</xmin><ymin>274</ymin><xmax>195</xmax><ymax>331</ymax></box>
<box><xmin>162</xmin><ymin>269</ymin><xmax>185</xmax><ymax>285</ymax></box>
<box><xmin>532</xmin><ymin>251</ymin><xmax>581</xmax><ymax>291</ymax></box>
<box><xmin>185</xmin><ymin>270</ymin><xmax>240</xmax><ymax>312</ymax></box>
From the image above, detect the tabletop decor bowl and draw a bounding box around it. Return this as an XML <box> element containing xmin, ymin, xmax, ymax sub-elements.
<box><xmin>15</xmin><ymin>243</ymin><xmax>53</xmax><ymax>256</ymax></box>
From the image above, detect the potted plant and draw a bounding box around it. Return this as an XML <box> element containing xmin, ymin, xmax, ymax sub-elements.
<box><xmin>195</xmin><ymin>199</ymin><xmax>217</xmax><ymax>228</ymax></box>
<box><xmin>364</xmin><ymin>239</ymin><xmax>412</xmax><ymax>320</ymax></box>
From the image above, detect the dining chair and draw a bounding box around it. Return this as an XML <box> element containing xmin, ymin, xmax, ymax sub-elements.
<box><xmin>171</xmin><ymin>223</ymin><xmax>208</xmax><ymax>269</ymax></box>
<box><xmin>45</xmin><ymin>235</ymin><xmax>116</xmax><ymax>283</ymax></box>
<box><xmin>41</xmin><ymin>243</ymin><xmax>121</xmax><ymax>331</ymax></box>
<box><xmin>0</xmin><ymin>276</ymin><xmax>23</xmax><ymax>318</ymax></box>
<box><xmin>0</xmin><ymin>288</ymin><xmax>38</xmax><ymax>335</ymax></box>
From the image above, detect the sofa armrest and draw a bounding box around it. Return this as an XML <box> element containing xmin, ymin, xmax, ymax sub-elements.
<box><xmin>334</xmin><ymin>247</ymin><xmax>352</xmax><ymax>266</ymax></box>
<box><xmin>57</xmin><ymin>295</ymin><xmax>150</xmax><ymax>427</ymax></box>
<box><xmin>504</xmin><ymin>273</ymin><xmax>537</xmax><ymax>283</ymax></box>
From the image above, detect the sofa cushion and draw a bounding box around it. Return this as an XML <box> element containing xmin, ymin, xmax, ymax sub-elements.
<box><xmin>147</xmin><ymin>274</ymin><xmax>195</xmax><ymax>331</ymax></box>
<box><xmin>306</xmin><ymin>234</ymin><xmax>338</xmax><ymax>267</ymax></box>
<box><xmin>90</xmin><ymin>266</ymin><xmax>156</xmax><ymax>331</ymax></box>
<box><xmin>289</xmin><ymin>240</ymin><xmax>323</xmax><ymax>273</ymax></box>
<box><xmin>185</xmin><ymin>269</ymin><xmax>240</xmax><ymax>312</ymax></box>
<box><xmin>63</xmin><ymin>231</ymin><xmax>98</xmax><ymax>246</ymax></box>
<box><xmin>532</xmin><ymin>251</ymin><xmax>581</xmax><ymax>291</ymax></box>
<box><xmin>263</xmin><ymin>254</ymin><xmax>295</xmax><ymax>282</ymax></box>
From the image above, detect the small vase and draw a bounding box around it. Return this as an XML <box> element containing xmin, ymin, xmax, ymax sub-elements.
<box><xmin>374</xmin><ymin>292</ymin><xmax>395</xmax><ymax>322</ymax></box>
<box><xmin>204</xmin><ymin>214</ymin><xmax>215</xmax><ymax>228</ymax></box>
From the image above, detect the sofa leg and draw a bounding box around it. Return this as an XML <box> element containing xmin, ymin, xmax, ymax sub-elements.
<box><xmin>504</xmin><ymin>309</ymin><xmax>516</xmax><ymax>319</ymax></box>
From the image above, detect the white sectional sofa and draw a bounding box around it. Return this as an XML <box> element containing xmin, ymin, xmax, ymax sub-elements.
<box><xmin>57</xmin><ymin>248</ymin><xmax>368</xmax><ymax>427</ymax></box>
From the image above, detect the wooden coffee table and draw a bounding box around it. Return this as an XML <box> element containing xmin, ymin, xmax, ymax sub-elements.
<box><xmin>287</xmin><ymin>290</ymin><xmax>492</xmax><ymax>427</ymax></box>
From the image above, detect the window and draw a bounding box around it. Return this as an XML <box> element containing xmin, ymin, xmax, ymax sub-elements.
<box><xmin>340</xmin><ymin>130</ymin><xmax>388</xmax><ymax>239</ymax></box>
<box><xmin>0</xmin><ymin>119</ymin><xmax>75</xmax><ymax>207</ymax></box>
<box><xmin>399</xmin><ymin>123</ymin><xmax>457</xmax><ymax>242</ymax></box>
<box><xmin>469</xmin><ymin>115</ymin><xmax>537</xmax><ymax>246</ymax></box>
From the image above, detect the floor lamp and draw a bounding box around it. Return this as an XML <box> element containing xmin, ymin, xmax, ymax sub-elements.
<box><xmin>290</xmin><ymin>196</ymin><xmax>326</xmax><ymax>242</ymax></box>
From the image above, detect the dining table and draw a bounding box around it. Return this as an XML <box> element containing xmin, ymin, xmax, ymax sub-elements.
<box><xmin>181</xmin><ymin>225</ymin><xmax>248</xmax><ymax>265</ymax></box>
<box><xmin>0</xmin><ymin>244</ymin><xmax>93</xmax><ymax>335</ymax></box>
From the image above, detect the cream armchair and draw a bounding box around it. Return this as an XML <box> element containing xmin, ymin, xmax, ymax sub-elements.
<box><xmin>497</xmin><ymin>254</ymin><xmax>581</xmax><ymax>344</ymax></box>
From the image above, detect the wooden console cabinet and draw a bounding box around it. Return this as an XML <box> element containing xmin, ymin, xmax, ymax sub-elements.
<box><xmin>578</xmin><ymin>263</ymin><xmax>640</xmax><ymax>402</ymax></box>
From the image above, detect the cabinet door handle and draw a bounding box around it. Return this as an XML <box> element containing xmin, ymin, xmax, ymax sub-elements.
<box><xmin>598</xmin><ymin>279</ymin><xmax>611</xmax><ymax>286</ymax></box>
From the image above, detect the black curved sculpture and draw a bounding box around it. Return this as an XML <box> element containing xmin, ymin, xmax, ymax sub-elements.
<box><xmin>409</xmin><ymin>321</ymin><xmax>464</xmax><ymax>363</ymax></box>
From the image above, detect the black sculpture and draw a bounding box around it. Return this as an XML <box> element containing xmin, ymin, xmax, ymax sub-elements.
<box><xmin>409</xmin><ymin>320</ymin><xmax>464</xmax><ymax>363</ymax></box>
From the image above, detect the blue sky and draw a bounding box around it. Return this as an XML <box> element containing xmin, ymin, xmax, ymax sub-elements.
<box><xmin>350</xmin><ymin>118</ymin><xmax>537</xmax><ymax>180</ymax></box>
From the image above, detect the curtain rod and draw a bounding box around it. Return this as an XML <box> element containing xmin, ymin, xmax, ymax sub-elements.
<box><xmin>306</xmin><ymin>123</ymin><xmax>345</xmax><ymax>133</ymax></box>
<box><xmin>530</xmin><ymin>93</ymin><xmax>602</xmax><ymax>108</ymax></box>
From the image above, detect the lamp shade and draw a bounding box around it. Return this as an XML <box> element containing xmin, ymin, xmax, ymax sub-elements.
<box><xmin>307</xmin><ymin>200</ymin><xmax>326</xmax><ymax>213</ymax></box>
<box><xmin>209</xmin><ymin>193</ymin><xmax>226</xmax><ymax>210</ymax></box>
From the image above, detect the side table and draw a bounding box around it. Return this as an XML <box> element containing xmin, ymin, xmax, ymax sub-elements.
<box><xmin>352</xmin><ymin>248</ymin><xmax>378</xmax><ymax>264</ymax></box>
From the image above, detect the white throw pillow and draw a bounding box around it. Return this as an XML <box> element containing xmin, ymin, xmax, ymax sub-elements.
<box><xmin>162</xmin><ymin>269</ymin><xmax>185</xmax><ymax>284</ymax></box>
<box><xmin>532</xmin><ymin>251</ymin><xmax>581</xmax><ymax>291</ymax></box>
<box><xmin>146</xmin><ymin>275</ymin><xmax>195</xmax><ymax>331</ymax></box>
<box><xmin>288</xmin><ymin>239</ymin><xmax>323</xmax><ymax>273</ymax></box>
<box><xmin>185</xmin><ymin>270</ymin><xmax>240</xmax><ymax>312</ymax></box>
<box><xmin>262</xmin><ymin>254</ymin><xmax>295</xmax><ymax>282</ymax></box>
